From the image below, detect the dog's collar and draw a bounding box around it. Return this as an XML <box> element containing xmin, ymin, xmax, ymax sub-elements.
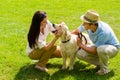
<box><xmin>61</xmin><ymin>39</ymin><xmax>70</xmax><ymax>43</ymax></box>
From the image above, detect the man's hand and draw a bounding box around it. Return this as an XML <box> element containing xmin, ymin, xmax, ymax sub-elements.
<box><xmin>77</xmin><ymin>36</ymin><xmax>82</xmax><ymax>46</ymax></box>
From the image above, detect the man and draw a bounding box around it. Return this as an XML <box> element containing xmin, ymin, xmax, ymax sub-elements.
<box><xmin>71</xmin><ymin>10</ymin><xmax>120</xmax><ymax>75</ymax></box>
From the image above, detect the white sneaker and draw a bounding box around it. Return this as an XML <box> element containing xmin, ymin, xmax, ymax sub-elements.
<box><xmin>96</xmin><ymin>69</ymin><xmax>110</xmax><ymax>75</ymax></box>
<box><xmin>35</xmin><ymin>65</ymin><xmax>48</xmax><ymax>72</ymax></box>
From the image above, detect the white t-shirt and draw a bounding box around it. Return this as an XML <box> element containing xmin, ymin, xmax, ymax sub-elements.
<box><xmin>26</xmin><ymin>20</ymin><xmax>55</xmax><ymax>55</ymax></box>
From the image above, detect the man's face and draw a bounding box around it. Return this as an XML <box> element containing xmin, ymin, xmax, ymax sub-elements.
<box><xmin>82</xmin><ymin>22</ymin><xmax>90</xmax><ymax>30</ymax></box>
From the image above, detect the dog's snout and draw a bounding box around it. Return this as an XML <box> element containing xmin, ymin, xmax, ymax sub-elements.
<box><xmin>52</xmin><ymin>30</ymin><xmax>58</xmax><ymax>33</ymax></box>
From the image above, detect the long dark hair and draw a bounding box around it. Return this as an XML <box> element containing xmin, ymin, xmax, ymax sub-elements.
<box><xmin>28</xmin><ymin>10</ymin><xmax>47</xmax><ymax>48</ymax></box>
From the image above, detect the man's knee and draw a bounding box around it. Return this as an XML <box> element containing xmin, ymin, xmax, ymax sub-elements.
<box><xmin>97</xmin><ymin>46</ymin><xmax>105</xmax><ymax>53</ymax></box>
<box><xmin>76</xmin><ymin>50</ymin><xmax>86</xmax><ymax>59</ymax></box>
<box><xmin>97</xmin><ymin>46</ymin><xmax>107</xmax><ymax>57</ymax></box>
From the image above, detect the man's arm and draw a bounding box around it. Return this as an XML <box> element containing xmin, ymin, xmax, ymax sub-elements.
<box><xmin>77</xmin><ymin>37</ymin><xmax>97</xmax><ymax>54</ymax></box>
<box><xmin>71</xmin><ymin>29</ymin><xmax>79</xmax><ymax>35</ymax></box>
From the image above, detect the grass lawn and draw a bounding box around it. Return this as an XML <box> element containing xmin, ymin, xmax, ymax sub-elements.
<box><xmin>0</xmin><ymin>0</ymin><xmax>120</xmax><ymax>80</ymax></box>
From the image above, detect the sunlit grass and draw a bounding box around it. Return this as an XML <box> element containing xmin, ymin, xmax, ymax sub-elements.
<box><xmin>0</xmin><ymin>0</ymin><xmax>120</xmax><ymax>80</ymax></box>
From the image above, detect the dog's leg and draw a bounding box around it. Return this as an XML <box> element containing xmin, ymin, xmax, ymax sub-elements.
<box><xmin>69</xmin><ymin>53</ymin><xmax>76</xmax><ymax>70</ymax></box>
<box><xmin>62</xmin><ymin>53</ymin><xmax>67</xmax><ymax>70</ymax></box>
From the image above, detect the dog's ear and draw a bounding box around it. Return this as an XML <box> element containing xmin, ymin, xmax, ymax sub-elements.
<box><xmin>61</xmin><ymin>22</ymin><xmax>65</xmax><ymax>24</ymax></box>
<box><xmin>61</xmin><ymin>22</ymin><xmax>69</xmax><ymax>30</ymax></box>
<box><xmin>52</xmin><ymin>23</ymin><xmax>55</xmax><ymax>28</ymax></box>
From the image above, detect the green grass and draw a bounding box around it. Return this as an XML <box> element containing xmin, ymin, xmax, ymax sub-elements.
<box><xmin>0</xmin><ymin>0</ymin><xmax>120</xmax><ymax>80</ymax></box>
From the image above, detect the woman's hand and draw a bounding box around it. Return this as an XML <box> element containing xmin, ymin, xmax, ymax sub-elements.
<box><xmin>55</xmin><ymin>29</ymin><xmax>63</xmax><ymax>38</ymax></box>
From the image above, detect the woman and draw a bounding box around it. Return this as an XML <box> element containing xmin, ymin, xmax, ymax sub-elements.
<box><xmin>26</xmin><ymin>10</ymin><xmax>63</xmax><ymax>71</ymax></box>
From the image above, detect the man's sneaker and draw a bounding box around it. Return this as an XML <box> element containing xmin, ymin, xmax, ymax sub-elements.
<box><xmin>96</xmin><ymin>69</ymin><xmax>110</xmax><ymax>75</ymax></box>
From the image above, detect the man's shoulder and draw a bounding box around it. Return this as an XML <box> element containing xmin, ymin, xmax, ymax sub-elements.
<box><xmin>99</xmin><ymin>21</ymin><xmax>110</xmax><ymax>27</ymax></box>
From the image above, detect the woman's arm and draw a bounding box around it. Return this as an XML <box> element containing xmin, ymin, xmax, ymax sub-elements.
<box><xmin>43</xmin><ymin>29</ymin><xmax>63</xmax><ymax>51</ymax></box>
<box><xmin>43</xmin><ymin>37</ymin><xmax>58</xmax><ymax>51</ymax></box>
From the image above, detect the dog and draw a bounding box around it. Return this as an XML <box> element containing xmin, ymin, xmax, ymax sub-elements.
<box><xmin>54</xmin><ymin>22</ymin><xmax>92</xmax><ymax>70</ymax></box>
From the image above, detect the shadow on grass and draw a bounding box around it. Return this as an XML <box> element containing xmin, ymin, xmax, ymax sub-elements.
<box><xmin>50</xmin><ymin>61</ymin><xmax>115</xmax><ymax>80</ymax></box>
<box><xmin>14</xmin><ymin>61</ymin><xmax>115</xmax><ymax>80</ymax></box>
<box><xmin>14</xmin><ymin>64</ymin><xmax>50</xmax><ymax>80</ymax></box>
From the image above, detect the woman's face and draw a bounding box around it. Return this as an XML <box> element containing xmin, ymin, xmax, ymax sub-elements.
<box><xmin>40</xmin><ymin>17</ymin><xmax>48</xmax><ymax>28</ymax></box>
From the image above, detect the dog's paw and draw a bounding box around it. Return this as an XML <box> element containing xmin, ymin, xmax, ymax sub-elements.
<box><xmin>69</xmin><ymin>66</ymin><xmax>73</xmax><ymax>71</ymax></box>
<box><xmin>61</xmin><ymin>66</ymin><xmax>67</xmax><ymax>70</ymax></box>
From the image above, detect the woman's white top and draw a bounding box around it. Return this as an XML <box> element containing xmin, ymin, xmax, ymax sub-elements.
<box><xmin>26</xmin><ymin>20</ymin><xmax>55</xmax><ymax>55</ymax></box>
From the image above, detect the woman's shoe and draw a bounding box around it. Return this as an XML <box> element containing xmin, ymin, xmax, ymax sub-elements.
<box><xmin>35</xmin><ymin>65</ymin><xmax>48</xmax><ymax>72</ymax></box>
